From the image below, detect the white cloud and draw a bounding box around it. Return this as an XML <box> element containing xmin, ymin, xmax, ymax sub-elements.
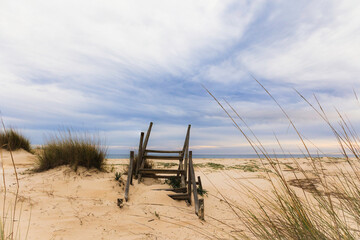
<box><xmin>0</xmin><ymin>0</ymin><xmax>262</xmax><ymax>83</ymax></box>
<box><xmin>238</xmin><ymin>1</ymin><xmax>360</xmax><ymax>88</ymax></box>
<box><xmin>198</xmin><ymin>1</ymin><xmax>360</xmax><ymax>90</ymax></box>
<box><xmin>1</xmin><ymin>0</ymin><xmax>359</xmax><ymax>154</ymax></box>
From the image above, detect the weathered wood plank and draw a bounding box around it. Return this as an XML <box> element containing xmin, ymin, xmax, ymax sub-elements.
<box><xmin>187</xmin><ymin>151</ymin><xmax>192</xmax><ymax>205</ymax></box>
<box><xmin>145</xmin><ymin>150</ymin><xmax>182</xmax><ymax>154</ymax></box>
<box><xmin>189</xmin><ymin>151</ymin><xmax>199</xmax><ymax>214</ymax></box>
<box><xmin>152</xmin><ymin>187</ymin><xmax>187</xmax><ymax>193</ymax></box>
<box><xmin>124</xmin><ymin>151</ymin><xmax>134</xmax><ymax>202</ymax></box>
<box><xmin>135</xmin><ymin>132</ymin><xmax>144</xmax><ymax>176</ymax></box>
<box><xmin>139</xmin><ymin>169</ymin><xmax>185</xmax><ymax>174</ymax></box>
<box><xmin>138</xmin><ymin>122</ymin><xmax>153</xmax><ymax>182</ymax></box>
<box><xmin>181</xmin><ymin>125</ymin><xmax>191</xmax><ymax>187</ymax></box>
<box><xmin>182</xmin><ymin>125</ymin><xmax>191</xmax><ymax>154</ymax></box>
<box><xmin>141</xmin><ymin>174</ymin><xmax>181</xmax><ymax>179</ymax></box>
<box><xmin>143</xmin><ymin>155</ymin><xmax>182</xmax><ymax>160</ymax></box>
<box><xmin>198</xmin><ymin>199</ymin><xmax>204</xmax><ymax>220</ymax></box>
<box><xmin>142</xmin><ymin>122</ymin><xmax>153</xmax><ymax>153</ymax></box>
<box><xmin>168</xmin><ymin>193</ymin><xmax>189</xmax><ymax>200</ymax></box>
<box><xmin>197</xmin><ymin>176</ymin><xmax>203</xmax><ymax>192</ymax></box>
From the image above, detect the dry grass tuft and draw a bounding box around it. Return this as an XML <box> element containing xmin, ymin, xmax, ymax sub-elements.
<box><xmin>35</xmin><ymin>130</ymin><xmax>106</xmax><ymax>172</ymax></box>
<box><xmin>0</xmin><ymin>128</ymin><xmax>31</xmax><ymax>152</ymax></box>
<box><xmin>0</xmin><ymin>119</ymin><xmax>28</xmax><ymax>240</ymax></box>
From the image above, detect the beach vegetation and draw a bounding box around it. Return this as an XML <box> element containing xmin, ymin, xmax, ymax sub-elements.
<box><xmin>165</xmin><ymin>176</ymin><xmax>181</xmax><ymax>189</ymax></box>
<box><xmin>0</xmin><ymin>120</ymin><xmax>29</xmax><ymax>239</ymax></box>
<box><xmin>0</xmin><ymin>128</ymin><xmax>31</xmax><ymax>152</ymax></box>
<box><xmin>197</xmin><ymin>187</ymin><xmax>208</xmax><ymax>197</ymax></box>
<box><xmin>115</xmin><ymin>172</ymin><xmax>122</xmax><ymax>181</ymax></box>
<box><xmin>205</xmin><ymin>84</ymin><xmax>360</xmax><ymax>239</ymax></box>
<box><xmin>205</xmin><ymin>162</ymin><xmax>225</xmax><ymax>170</ymax></box>
<box><xmin>157</xmin><ymin>162</ymin><xmax>177</xmax><ymax>168</ymax></box>
<box><xmin>35</xmin><ymin>130</ymin><xmax>106</xmax><ymax>172</ymax></box>
<box><xmin>194</xmin><ymin>162</ymin><xmax>225</xmax><ymax>170</ymax></box>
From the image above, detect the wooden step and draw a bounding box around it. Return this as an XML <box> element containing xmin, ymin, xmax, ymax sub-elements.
<box><xmin>146</xmin><ymin>150</ymin><xmax>183</xmax><ymax>154</ymax></box>
<box><xmin>143</xmin><ymin>155</ymin><xmax>182</xmax><ymax>160</ymax></box>
<box><xmin>168</xmin><ymin>193</ymin><xmax>189</xmax><ymax>200</ymax></box>
<box><xmin>142</xmin><ymin>174</ymin><xmax>180</xmax><ymax>179</ymax></box>
<box><xmin>152</xmin><ymin>187</ymin><xmax>187</xmax><ymax>193</ymax></box>
<box><xmin>139</xmin><ymin>169</ymin><xmax>185</xmax><ymax>174</ymax></box>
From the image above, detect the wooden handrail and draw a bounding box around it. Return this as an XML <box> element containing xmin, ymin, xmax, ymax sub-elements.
<box><xmin>187</xmin><ymin>151</ymin><xmax>192</xmax><ymax>205</ymax></box>
<box><xmin>135</xmin><ymin>132</ymin><xmax>144</xmax><ymax>176</ymax></box>
<box><xmin>138</xmin><ymin>122</ymin><xmax>153</xmax><ymax>181</ymax></box>
<box><xmin>142</xmin><ymin>122</ymin><xmax>153</xmax><ymax>154</ymax></box>
<box><xmin>189</xmin><ymin>151</ymin><xmax>199</xmax><ymax>214</ymax></box>
<box><xmin>182</xmin><ymin>125</ymin><xmax>191</xmax><ymax>154</ymax></box>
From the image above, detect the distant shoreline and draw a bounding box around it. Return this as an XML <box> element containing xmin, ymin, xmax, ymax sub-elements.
<box><xmin>106</xmin><ymin>153</ymin><xmax>345</xmax><ymax>159</ymax></box>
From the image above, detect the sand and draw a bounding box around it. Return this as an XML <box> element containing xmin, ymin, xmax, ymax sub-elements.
<box><xmin>0</xmin><ymin>150</ymin><xmax>352</xmax><ymax>239</ymax></box>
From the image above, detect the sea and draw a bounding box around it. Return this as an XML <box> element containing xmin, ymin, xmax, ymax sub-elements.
<box><xmin>106</xmin><ymin>153</ymin><xmax>344</xmax><ymax>159</ymax></box>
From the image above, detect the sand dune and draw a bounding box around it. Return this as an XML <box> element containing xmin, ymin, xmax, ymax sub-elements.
<box><xmin>0</xmin><ymin>150</ymin><xmax>350</xmax><ymax>239</ymax></box>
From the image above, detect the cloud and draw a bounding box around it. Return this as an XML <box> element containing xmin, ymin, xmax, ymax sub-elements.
<box><xmin>0</xmin><ymin>0</ymin><xmax>261</xmax><ymax>82</ymax></box>
<box><xmin>200</xmin><ymin>1</ymin><xmax>360</xmax><ymax>90</ymax></box>
<box><xmin>0</xmin><ymin>0</ymin><xmax>359</xmax><ymax>155</ymax></box>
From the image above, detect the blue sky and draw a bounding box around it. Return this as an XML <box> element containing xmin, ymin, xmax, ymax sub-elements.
<box><xmin>1</xmin><ymin>0</ymin><xmax>359</xmax><ymax>154</ymax></box>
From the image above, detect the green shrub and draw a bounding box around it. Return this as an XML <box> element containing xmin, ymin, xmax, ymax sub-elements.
<box><xmin>0</xmin><ymin>128</ymin><xmax>31</xmax><ymax>152</ymax></box>
<box><xmin>36</xmin><ymin>131</ymin><xmax>106</xmax><ymax>172</ymax></box>
<box><xmin>115</xmin><ymin>172</ymin><xmax>122</xmax><ymax>181</ymax></box>
<box><xmin>197</xmin><ymin>187</ymin><xmax>208</xmax><ymax>197</ymax></box>
<box><xmin>165</xmin><ymin>176</ymin><xmax>181</xmax><ymax>189</ymax></box>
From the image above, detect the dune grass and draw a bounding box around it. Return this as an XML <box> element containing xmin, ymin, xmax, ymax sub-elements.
<box><xmin>0</xmin><ymin>128</ymin><xmax>31</xmax><ymax>152</ymax></box>
<box><xmin>35</xmin><ymin>131</ymin><xmax>106</xmax><ymax>172</ymax></box>
<box><xmin>0</xmin><ymin>120</ymin><xmax>29</xmax><ymax>240</ymax></box>
<box><xmin>205</xmin><ymin>84</ymin><xmax>360</xmax><ymax>239</ymax></box>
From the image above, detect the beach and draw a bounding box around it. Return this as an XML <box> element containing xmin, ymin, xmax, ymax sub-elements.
<box><xmin>0</xmin><ymin>149</ymin><xmax>352</xmax><ymax>239</ymax></box>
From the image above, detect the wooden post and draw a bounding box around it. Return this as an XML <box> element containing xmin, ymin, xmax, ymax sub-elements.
<box><xmin>135</xmin><ymin>132</ymin><xmax>144</xmax><ymax>177</ymax></box>
<box><xmin>130</xmin><ymin>151</ymin><xmax>135</xmax><ymax>185</ymax></box>
<box><xmin>124</xmin><ymin>151</ymin><xmax>134</xmax><ymax>202</ymax></box>
<box><xmin>198</xmin><ymin>199</ymin><xmax>204</xmax><ymax>220</ymax></box>
<box><xmin>187</xmin><ymin>151</ymin><xmax>192</xmax><ymax>205</ymax></box>
<box><xmin>197</xmin><ymin>176</ymin><xmax>203</xmax><ymax>192</ymax></box>
<box><xmin>184</xmin><ymin>146</ymin><xmax>188</xmax><ymax>185</ymax></box>
<box><xmin>142</xmin><ymin>122</ymin><xmax>153</xmax><ymax>152</ymax></box>
<box><xmin>181</xmin><ymin>125</ymin><xmax>190</xmax><ymax>187</ymax></box>
<box><xmin>189</xmin><ymin>152</ymin><xmax>199</xmax><ymax>214</ymax></box>
<box><xmin>182</xmin><ymin>125</ymin><xmax>191</xmax><ymax>154</ymax></box>
<box><xmin>138</xmin><ymin>122</ymin><xmax>153</xmax><ymax>182</ymax></box>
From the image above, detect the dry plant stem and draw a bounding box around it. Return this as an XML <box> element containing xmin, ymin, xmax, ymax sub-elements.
<box><xmin>202</xmin><ymin>85</ymin><xmax>261</xmax><ymax>158</ymax></box>
<box><xmin>205</xmin><ymin>81</ymin><xmax>360</xmax><ymax>239</ymax></box>
<box><xmin>224</xmin><ymin>99</ymin><xmax>267</xmax><ymax>155</ymax></box>
<box><xmin>305</xmin><ymin>92</ymin><xmax>360</xmax><ymax>180</ymax></box>
<box><xmin>199</xmin><ymin>168</ymin><xmax>244</xmax><ymax>222</ymax></box>
<box><xmin>253</xmin><ymin>78</ymin><xmax>347</xmax><ymax>238</ymax></box>
<box><xmin>354</xmin><ymin>89</ymin><xmax>359</xmax><ymax>105</ymax></box>
<box><xmin>1</xmin><ymin>148</ymin><xmax>6</xmax><ymax>230</ymax></box>
<box><xmin>252</xmin><ymin>76</ymin><xmax>314</xmax><ymax>162</ymax></box>
<box><xmin>1</xmin><ymin>118</ymin><xmax>19</xmax><ymax>240</ymax></box>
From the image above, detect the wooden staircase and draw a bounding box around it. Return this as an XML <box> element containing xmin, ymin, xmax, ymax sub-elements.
<box><xmin>123</xmin><ymin>122</ymin><xmax>204</xmax><ymax>219</ymax></box>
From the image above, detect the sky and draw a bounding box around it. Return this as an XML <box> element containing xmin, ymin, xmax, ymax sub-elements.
<box><xmin>1</xmin><ymin>0</ymin><xmax>360</xmax><ymax>155</ymax></box>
